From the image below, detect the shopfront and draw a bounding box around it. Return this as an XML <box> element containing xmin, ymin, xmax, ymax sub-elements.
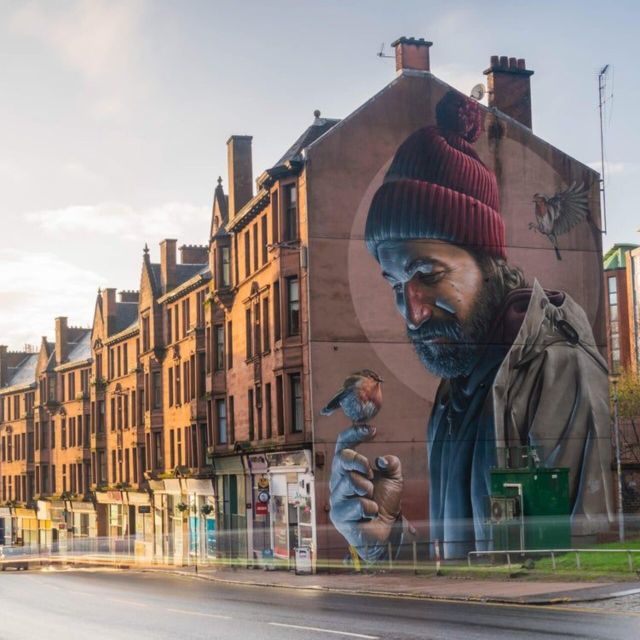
<box><xmin>14</xmin><ymin>508</ymin><xmax>38</xmax><ymax>548</ymax></box>
<box><xmin>67</xmin><ymin>501</ymin><xmax>97</xmax><ymax>553</ymax></box>
<box><xmin>128</xmin><ymin>492</ymin><xmax>153</xmax><ymax>561</ymax></box>
<box><xmin>0</xmin><ymin>507</ymin><xmax>13</xmax><ymax>545</ymax></box>
<box><xmin>248</xmin><ymin>450</ymin><xmax>315</xmax><ymax>571</ymax></box>
<box><xmin>185</xmin><ymin>479</ymin><xmax>216</xmax><ymax>563</ymax></box>
<box><xmin>214</xmin><ymin>456</ymin><xmax>247</xmax><ymax>562</ymax></box>
<box><xmin>95</xmin><ymin>490</ymin><xmax>129</xmax><ymax>553</ymax></box>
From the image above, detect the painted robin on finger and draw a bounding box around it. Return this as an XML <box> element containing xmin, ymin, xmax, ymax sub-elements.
<box><xmin>321</xmin><ymin>369</ymin><xmax>383</xmax><ymax>426</ymax></box>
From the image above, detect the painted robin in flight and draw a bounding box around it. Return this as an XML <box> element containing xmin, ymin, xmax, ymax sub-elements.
<box><xmin>321</xmin><ymin>369</ymin><xmax>383</xmax><ymax>426</ymax></box>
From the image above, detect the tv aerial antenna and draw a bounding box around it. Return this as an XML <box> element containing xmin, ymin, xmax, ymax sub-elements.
<box><xmin>376</xmin><ymin>43</ymin><xmax>394</xmax><ymax>59</ymax></box>
<box><xmin>598</xmin><ymin>64</ymin><xmax>611</xmax><ymax>234</ymax></box>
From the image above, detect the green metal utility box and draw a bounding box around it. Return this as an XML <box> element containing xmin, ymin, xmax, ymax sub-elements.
<box><xmin>490</xmin><ymin>464</ymin><xmax>571</xmax><ymax>551</ymax></box>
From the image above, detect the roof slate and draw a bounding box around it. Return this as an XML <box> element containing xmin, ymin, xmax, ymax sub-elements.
<box><xmin>6</xmin><ymin>353</ymin><xmax>38</xmax><ymax>389</ymax></box>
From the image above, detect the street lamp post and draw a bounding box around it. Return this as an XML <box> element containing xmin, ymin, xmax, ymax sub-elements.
<box><xmin>610</xmin><ymin>376</ymin><xmax>625</xmax><ymax>542</ymax></box>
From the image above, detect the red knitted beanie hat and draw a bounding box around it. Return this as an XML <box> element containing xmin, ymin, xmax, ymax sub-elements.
<box><xmin>365</xmin><ymin>90</ymin><xmax>506</xmax><ymax>259</ymax></box>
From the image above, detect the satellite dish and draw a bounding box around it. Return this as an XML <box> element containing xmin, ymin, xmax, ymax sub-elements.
<box><xmin>470</xmin><ymin>83</ymin><xmax>486</xmax><ymax>101</ymax></box>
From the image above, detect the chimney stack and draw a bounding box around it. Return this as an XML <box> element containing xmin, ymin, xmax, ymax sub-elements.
<box><xmin>0</xmin><ymin>345</ymin><xmax>7</xmax><ymax>387</ymax></box>
<box><xmin>484</xmin><ymin>56</ymin><xmax>534</xmax><ymax>129</ymax></box>
<box><xmin>391</xmin><ymin>37</ymin><xmax>432</xmax><ymax>73</ymax></box>
<box><xmin>118</xmin><ymin>290</ymin><xmax>140</xmax><ymax>304</ymax></box>
<box><xmin>179</xmin><ymin>244</ymin><xmax>208</xmax><ymax>265</ymax></box>
<box><xmin>227</xmin><ymin>135</ymin><xmax>253</xmax><ymax>216</ymax></box>
<box><xmin>102</xmin><ymin>288</ymin><xmax>117</xmax><ymax>335</ymax></box>
<box><xmin>160</xmin><ymin>239</ymin><xmax>177</xmax><ymax>293</ymax></box>
<box><xmin>55</xmin><ymin>317</ymin><xmax>68</xmax><ymax>365</ymax></box>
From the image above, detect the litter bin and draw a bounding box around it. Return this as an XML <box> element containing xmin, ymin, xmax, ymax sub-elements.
<box><xmin>294</xmin><ymin>546</ymin><xmax>312</xmax><ymax>575</ymax></box>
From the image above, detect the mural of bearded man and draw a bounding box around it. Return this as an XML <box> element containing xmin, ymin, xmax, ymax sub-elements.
<box><xmin>329</xmin><ymin>90</ymin><xmax>613</xmax><ymax>561</ymax></box>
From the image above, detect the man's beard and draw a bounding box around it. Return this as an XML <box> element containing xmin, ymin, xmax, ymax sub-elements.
<box><xmin>407</xmin><ymin>280</ymin><xmax>502</xmax><ymax>379</ymax></box>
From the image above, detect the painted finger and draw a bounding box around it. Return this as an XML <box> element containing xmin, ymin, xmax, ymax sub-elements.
<box><xmin>375</xmin><ymin>454</ymin><xmax>403</xmax><ymax>480</ymax></box>
<box><xmin>335</xmin><ymin>425</ymin><xmax>376</xmax><ymax>454</ymax></box>
<box><xmin>339</xmin><ymin>449</ymin><xmax>373</xmax><ymax>479</ymax></box>
<box><xmin>331</xmin><ymin>496</ymin><xmax>378</xmax><ymax>523</ymax></box>
<box><xmin>331</xmin><ymin>472</ymin><xmax>374</xmax><ymax>502</ymax></box>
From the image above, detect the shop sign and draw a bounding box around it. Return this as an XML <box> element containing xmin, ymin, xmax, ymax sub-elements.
<box><xmin>257</xmin><ymin>474</ymin><xmax>270</xmax><ymax>490</ymax></box>
<box><xmin>248</xmin><ymin>454</ymin><xmax>268</xmax><ymax>472</ymax></box>
<box><xmin>255</xmin><ymin>490</ymin><xmax>270</xmax><ymax>516</ymax></box>
<box><xmin>266</xmin><ymin>450</ymin><xmax>311</xmax><ymax>469</ymax></box>
<box><xmin>138</xmin><ymin>505</ymin><xmax>151</xmax><ymax>514</ymax></box>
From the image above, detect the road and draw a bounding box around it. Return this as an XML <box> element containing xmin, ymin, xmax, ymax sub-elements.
<box><xmin>0</xmin><ymin>568</ymin><xmax>638</xmax><ymax>640</ymax></box>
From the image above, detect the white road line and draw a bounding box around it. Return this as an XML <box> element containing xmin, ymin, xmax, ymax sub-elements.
<box><xmin>268</xmin><ymin>622</ymin><xmax>379</xmax><ymax>639</ymax></box>
<box><xmin>107</xmin><ymin>598</ymin><xmax>148</xmax><ymax>608</ymax></box>
<box><xmin>167</xmin><ymin>608</ymin><xmax>232</xmax><ymax>620</ymax></box>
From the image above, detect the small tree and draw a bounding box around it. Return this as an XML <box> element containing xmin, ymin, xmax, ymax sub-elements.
<box><xmin>612</xmin><ymin>370</ymin><xmax>640</xmax><ymax>465</ymax></box>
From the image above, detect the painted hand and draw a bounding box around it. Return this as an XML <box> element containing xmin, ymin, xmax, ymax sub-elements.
<box><xmin>329</xmin><ymin>425</ymin><xmax>403</xmax><ymax>562</ymax></box>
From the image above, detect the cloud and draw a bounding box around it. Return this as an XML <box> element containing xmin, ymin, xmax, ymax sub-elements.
<box><xmin>26</xmin><ymin>201</ymin><xmax>210</xmax><ymax>243</ymax></box>
<box><xmin>9</xmin><ymin>0</ymin><xmax>147</xmax><ymax>82</ymax></box>
<box><xmin>0</xmin><ymin>249</ymin><xmax>106</xmax><ymax>350</ymax></box>
<box><xmin>8</xmin><ymin>0</ymin><xmax>148</xmax><ymax>122</ymax></box>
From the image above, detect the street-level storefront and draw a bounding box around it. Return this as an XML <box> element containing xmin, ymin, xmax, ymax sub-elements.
<box><xmin>95</xmin><ymin>490</ymin><xmax>131</xmax><ymax>553</ymax></box>
<box><xmin>0</xmin><ymin>507</ymin><xmax>13</xmax><ymax>545</ymax></box>
<box><xmin>148</xmin><ymin>478</ymin><xmax>215</xmax><ymax>566</ymax></box>
<box><xmin>185</xmin><ymin>479</ymin><xmax>216</xmax><ymax>563</ymax></box>
<box><xmin>128</xmin><ymin>491</ymin><xmax>153</xmax><ymax>561</ymax></box>
<box><xmin>67</xmin><ymin>501</ymin><xmax>97</xmax><ymax>553</ymax></box>
<box><xmin>214</xmin><ymin>455</ymin><xmax>247</xmax><ymax>562</ymax></box>
<box><xmin>247</xmin><ymin>450</ymin><xmax>316</xmax><ymax>571</ymax></box>
<box><xmin>13</xmin><ymin>508</ymin><xmax>38</xmax><ymax>548</ymax></box>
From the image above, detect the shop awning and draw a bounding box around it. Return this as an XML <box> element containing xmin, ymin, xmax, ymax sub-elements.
<box><xmin>14</xmin><ymin>508</ymin><xmax>37</xmax><ymax>519</ymax></box>
<box><xmin>70</xmin><ymin>501</ymin><xmax>96</xmax><ymax>512</ymax></box>
<box><xmin>185</xmin><ymin>479</ymin><xmax>214</xmax><ymax>495</ymax></box>
<box><xmin>95</xmin><ymin>491</ymin><xmax>124</xmax><ymax>504</ymax></box>
<box><xmin>214</xmin><ymin>455</ymin><xmax>245</xmax><ymax>475</ymax></box>
<box><xmin>126</xmin><ymin>492</ymin><xmax>150</xmax><ymax>506</ymax></box>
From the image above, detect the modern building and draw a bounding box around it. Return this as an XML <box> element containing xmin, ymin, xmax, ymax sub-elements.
<box><xmin>603</xmin><ymin>244</ymin><xmax>638</xmax><ymax>373</ymax></box>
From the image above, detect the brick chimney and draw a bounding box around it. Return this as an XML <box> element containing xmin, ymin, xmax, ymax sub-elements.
<box><xmin>484</xmin><ymin>56</ymin><xmax>534</xmax><ymax>129</ymax></box>
<box><xmin>55</xmin><ymin>316</ymin><xmax>68</xmax><ymax>365</ymax></box>
<box><xmin>227</xmin><ymin>135</ymin><xmax>253</xmax><ymax>216</ymax></box>
<box><xmin>179</xmin><ymin>244</ymin><xmax>208</xmax><ymax>265</ymax></box>
<box><xmin>0</xmin><ymin>345</ymin><xmax>7</xmax><ymax>387</ymax></box>
<box><xmin>160</xmin><ymin>239</ymin><xmax>177</xmax><ymax>293</ymax></box>
<box><xmin>391</xmin><ymin>37</ymin><xmax>432</xmax><ymax>73</ymax></box>
<box><xmin>118</xmin><ymin>290</ymin><xmax>140</xmax><ymax>303</ymax></box>
<box><xmin>102</xmin><ymin>288</ymin><xmax>117</xmax><ymax>335</ymax></box>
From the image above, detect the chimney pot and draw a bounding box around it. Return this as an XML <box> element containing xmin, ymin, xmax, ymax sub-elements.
<box><xmin>484</xmin><ymin>55</ymin><xmax>534</xmax><ymax>129</ymax></box>
<box><xmin>391</xmin><ymin>36</ymin><xmax>433</xmax><ymax>73</ymax></box>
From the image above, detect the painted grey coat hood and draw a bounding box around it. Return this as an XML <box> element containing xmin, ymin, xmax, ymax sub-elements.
<box><xmin>492</xmin><ymin>280</ymin><xmax>614</xmax><ymax>535</ymax></box>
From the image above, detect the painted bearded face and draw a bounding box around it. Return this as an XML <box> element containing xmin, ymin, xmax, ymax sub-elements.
<box><xmin>376</xmin><ymin>239</ymin><xmax>499</xmax><ymax>379</ymax></box>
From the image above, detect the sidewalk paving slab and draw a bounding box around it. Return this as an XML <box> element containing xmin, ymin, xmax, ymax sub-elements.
<box><xmin>148</xmin><ymin>565</ymin><xmax>640</xmax><ymax>606</ymax></box>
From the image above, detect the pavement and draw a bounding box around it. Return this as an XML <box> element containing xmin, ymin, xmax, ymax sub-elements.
<box><xmin>151</xmin><ymin>564</ymin><xmax>640</xmax><ymax>607</ymax></box>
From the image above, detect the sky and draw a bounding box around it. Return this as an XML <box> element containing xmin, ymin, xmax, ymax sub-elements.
<box><xmin>0</xmin><ymin>0</ymin><xmax>638</xmax><ymax>351</ymax></box>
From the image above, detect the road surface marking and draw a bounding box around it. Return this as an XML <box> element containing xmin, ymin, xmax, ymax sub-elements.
<box><xmin>107</xmin><ymin>598</ymin><xmax>148</xmax><ymax>607</ymax></box>
<box><xmin>268</xmin><ymin>622</ymin><xmax>378</xmax><ymax>639</ymax></box>
<box><xmin>168</xmin><ymin>608</ymin><xmax>231</xmax><ymax>620</ymax></box>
